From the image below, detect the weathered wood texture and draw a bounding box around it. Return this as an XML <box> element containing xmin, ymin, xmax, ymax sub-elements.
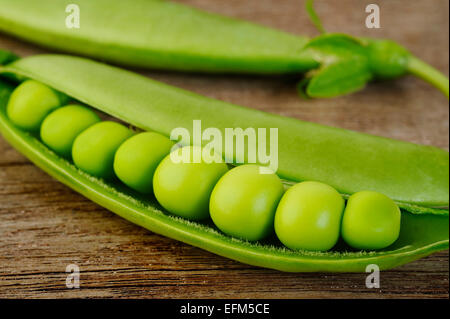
<box><xmin>0</xmin><ymin>0</ymin><xmax>448</xmax><ymax>298</ymax></box>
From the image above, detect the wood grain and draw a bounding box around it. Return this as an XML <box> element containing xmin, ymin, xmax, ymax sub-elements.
<box><xmin>0</xmin><ymin>0</ymin><xmax>448</xmax><ymax>299</ymax></box>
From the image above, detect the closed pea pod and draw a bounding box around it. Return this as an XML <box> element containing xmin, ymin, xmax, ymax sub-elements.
<box><xmin>0</xmin><ymin>0</ymin><xmax>448</xmax><ymax>97</ymax></box>
<box><xmin>153</xmin><ymin>145</ymin><xmax>229</xmax><ymax>221</ymax></box>
<box><xmin>114</xmin><ymin>132</ymin><xmax>174</xmax><ymax>194</ymax></box>
<box><xmin>210</xmin><ymin>165</ymin><xmax>284</xmax><ymax>241</ymax></box>
<box><xmin>6</xmin><ymin>80</ymin><xmax>67</xmax><ymax>131</ymax></box>
<box><xmin>40</xmin><ymin>104</ymin><xmax>101</xmax><ymax>158</ymax></box>
<box><xmin>72</xmin><ymin>121</ymin><xmax>133</xmax><ymax>179</ymax></box>
<box><xmin>274</xmin><ymin>181</ymin><xmax>344</xmax><ymax>251</ymax></box>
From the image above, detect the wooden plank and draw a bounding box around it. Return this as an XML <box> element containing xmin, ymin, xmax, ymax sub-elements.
<box><xmin>0</xmin><ymin>0</ymin><xmax>448</xmax><ymax>298</ymax></box>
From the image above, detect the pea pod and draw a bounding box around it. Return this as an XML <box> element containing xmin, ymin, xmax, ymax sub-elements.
<box><xmin>0</xmin><ymin>0</ymin><xmax>448</xmax><ymax>98</ymax></box>
<box><xmin>0</xmin><ymin>53</ymin><xmax>448</xmax><ymax>272</ymax></box>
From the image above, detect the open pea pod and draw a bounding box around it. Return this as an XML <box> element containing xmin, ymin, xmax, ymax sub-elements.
<box><xmin>0</xmin><ymin>0</ymin><xmax>448</xmax><ymax>98</ymax></box>
<box><xmin>0</xmin><ymin>54</ymin><xmax>448</xmax><ymax>272</ymax></box>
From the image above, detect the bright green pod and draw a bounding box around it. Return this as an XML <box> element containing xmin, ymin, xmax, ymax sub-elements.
<box><xmin>210</xmin><ymin>165</ymin><xmax>284</xmax><ymax>241</ymax></box>
<box><xmin>153</xmin><ymin>146</ymin><xmax>229</xmax><ymax>220</ymax></box>
<box><xmin>342</xmin><ymin>191</ymin><xmax>401</xmax><ymax>250</ymax></box>
<box><xmin>274</xmin><ymin>181</ymin><xmax>344</xmax><ymax>251</ymax></box>
<box><xmin>0</xmin><ymin>0</ymin><xmax>313</xmax><ymax>74</ymax></box>
<box><xmin>114</xmin><ymin>132</ymin><xmax>174</xmax><ymax>194</ymax></box>
<box><xmin>0</xmin><ymin>54</ymin><xmax>448</xmax><ymax>272</ymax></box>
<box><xmin>6</xmin><ymin>80</ymin><xmax>66</xmax><ymax>131</ymax></box>
<box><xmin>40</xmin><ymin>104</ymin><xmax>100</xmax><ymax>158</ymax></box>
<box><xmin>6</xmin><ymin>54</ymin><xmax>444</xmax><ymax>207</ymax></box>
<box><xmin>72</xmin><ymin>121</ymin><xmax>133</xmax><ymax>179</ymax></box>
<box><xmin>0</xmin><ymin>0</ymin><xmax>447</xmax><ymax>97</ymax></box>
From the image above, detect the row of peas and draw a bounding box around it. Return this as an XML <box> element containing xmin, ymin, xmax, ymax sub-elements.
<box><xmin>6</xmin><ymin>79</ymin><xmax>402</xmax><ymax>251</ymax></box>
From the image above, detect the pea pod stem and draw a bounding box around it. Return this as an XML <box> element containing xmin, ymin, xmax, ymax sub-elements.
<box><xmin>305</xmin><ymin>1</ymin><xmax>449</xmax><ymax>98</ymax></box>
<box><xmin>407</xmin><ymin>55</ymin><xmax>450</xmax><ymax>98</ymax></box>
<box><xmin>305</xmin><ymin>0</ymin><xmax>326</xmax><ymax>34</ymax></box>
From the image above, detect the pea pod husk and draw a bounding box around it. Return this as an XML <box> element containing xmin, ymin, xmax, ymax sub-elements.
<box><xmin>0</xmin><ymin>0</ymin><xmax>448</xmax><ymax>98</ymax></box>
<box><xmin>0</xmin><ymin>0</ymin><xmax>314</xmax><ymax>73</ymax></box>
<box><xmin>2</xmin><ymin>54</ymin><xmax>448</xmax><ymax>207</ymax></box>
<box><xmin>0</xmin><ymin>54</ymin><xmax>448</xmax><ymax>272</ymax></box>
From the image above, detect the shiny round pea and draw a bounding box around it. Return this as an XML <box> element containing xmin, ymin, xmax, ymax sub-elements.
<box><xmin>40</xmin><ymin>105</ymin><xmax>101</xmax><ymax>158</ymax></box>
<box><xmin>114</xmin><ymin>132</ymin><xmax>174</xmax><ymax>193</ymax></box>
<box><xmin>342</xmin><ymin>191</ymin><xmax>401</xmax><ymax>250</ymax></box>
<box><xmin>6</xmin><ymin>80</ymin><xmax>67</xmax><ymax>131</ymax></box>
<box><xmin>210</xmin><ymin>164</ymin><xmax>284</xmax><ymax>241</ymax></box>
<box><xmin>274</xmin><ymin>181</ymin><xmax>344</xmax><ymax>251</ymax></box>
<box><xmin>72</xmin><ymin>121</ymin><xmax>133</xmax><ymax>179</ymax></box>
<box><xmin>153</xmin><ymin>145</ymin><xmax>228</xmax><ymax>220</ymax></box>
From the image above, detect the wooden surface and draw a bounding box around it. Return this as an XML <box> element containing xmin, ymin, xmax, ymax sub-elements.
<box><xmin>0</xmin><ymin>0</ymin><xmax>448</xmax><ymax>299</ymax></box>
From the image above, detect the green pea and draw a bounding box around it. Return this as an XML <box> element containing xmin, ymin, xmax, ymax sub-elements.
<box><xmin>6</xmin><ymin>80</ymin><xmax>67</xmax><ymax>131</ymax></box>
<box><xmin>40</xmin><ymin>105</ymin><xmax>101</xmax><ymax>158</ymax></box>
<box><xmin>342</xmin><ymin>191</ymin><xmax>401</xmax><ymax>250</ymax></box>
<box><xmin>274</xmin><ymin>181</ymin><xmax>344</xmax><ymax>251</ymax></box>
<box><xmin>153</xmin><ymin>145</ymin><xmax>228</xmax><ymax>220</ymax></box>
<box><xmin>72</xmin><ymin>121</ymin><xmax>133</xmax><ymax>179</ymax></box>
<box><xmin>210</xmin><ymin>164</ymin><xmax>284</xmax><ymax>241</ymax></box>
<box><xmin>114</xmin><ymin>132</ymin><xmax>174</xmax><ymax>193</ymax></box>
